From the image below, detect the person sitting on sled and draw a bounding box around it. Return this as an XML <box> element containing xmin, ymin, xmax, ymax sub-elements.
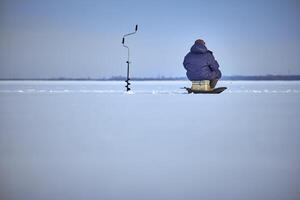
<box><xmin>183</xmin><ymin>39</ymin><xmax>222</xmax><ymax>91</ymax></box>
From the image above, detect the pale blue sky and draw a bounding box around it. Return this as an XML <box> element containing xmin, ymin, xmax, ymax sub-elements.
<box><xmin>0</xmin><ymin>0</ymin><xmax>300</xmax><ymax>78</ymax></box>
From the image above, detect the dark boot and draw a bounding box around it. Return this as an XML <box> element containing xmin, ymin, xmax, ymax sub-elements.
<box><xmin>210</xmin><ymin>79</ymin><xmax>218</xmax><ymax>89</ymax></box>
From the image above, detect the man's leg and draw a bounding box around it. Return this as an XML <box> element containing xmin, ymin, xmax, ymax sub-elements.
<box><xmin>210</xmin><ymin>69</ymin><xmax>221</xmax><ymax>89</ymax></box>
<box><xmin>210</xmin><ymin>79</ymin><xmax>218</xmax><ymax>89</ymax></box>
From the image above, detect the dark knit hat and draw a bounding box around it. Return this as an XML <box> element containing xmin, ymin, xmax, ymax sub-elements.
<box><xmin>195</xmin><ymin>39</ymin><xmax>205</xmax><ymax>45</ymax></box>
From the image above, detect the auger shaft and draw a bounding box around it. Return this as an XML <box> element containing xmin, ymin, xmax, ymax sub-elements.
<box><xmin>122</xmin><ymin>25</ymin><xmax>138</xmax><ymax>92</ymax></box>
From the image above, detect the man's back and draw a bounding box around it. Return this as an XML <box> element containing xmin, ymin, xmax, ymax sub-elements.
<box><xmin>183</xmin><ymin>40</ymin><xmax>221</xmax><ymax>81</ymax></box>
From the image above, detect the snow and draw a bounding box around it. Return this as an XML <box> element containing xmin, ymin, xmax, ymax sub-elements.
<box><xmin>0</xmin><ymin>81</ymin><xmax>300</xmax><ymax>200</ymax></box>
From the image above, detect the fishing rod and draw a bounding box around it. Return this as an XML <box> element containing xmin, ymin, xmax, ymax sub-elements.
<box><xmin>122</xmin><ymin>25</ymin><xmax>138</xmax><ymax>92</ymax></box>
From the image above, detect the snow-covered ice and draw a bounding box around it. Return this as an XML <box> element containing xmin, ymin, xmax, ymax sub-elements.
<box><xmin>0</xmin><ymin>81</ymin><xmax>300</xmax><ymax>200</ymax></box>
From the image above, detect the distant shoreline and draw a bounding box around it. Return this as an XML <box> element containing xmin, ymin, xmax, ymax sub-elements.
<box><xmin>1</xmin><ymin>75</ymin><xmax>300</xmax><ymax>81</ymax></box>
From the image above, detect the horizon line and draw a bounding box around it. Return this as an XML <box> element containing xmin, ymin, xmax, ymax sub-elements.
<box><xmin>1</xmin><ymin>74</ymin><xmax>300</xmax><ymax>81</ymax></box>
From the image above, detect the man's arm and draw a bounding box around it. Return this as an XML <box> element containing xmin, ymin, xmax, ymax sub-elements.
<box><xmin>208</xmin><ymin>53</ymin><xmax>219</xmax><ymax>71</ymax></box>
<box><xmin>210</xmin><ymin>60</ymin><xmax>220</xmax><ymax>71</ymax></box>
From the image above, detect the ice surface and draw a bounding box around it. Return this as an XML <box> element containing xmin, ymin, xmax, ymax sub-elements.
<box><xmin>0</xmin><ymin>80</ymin><xmax>300</xmax><ymax>94</ymax></box>
<box><xmin>0</xmin><ymin>81</ymin><xmax>300</xmax><ymax>200</ymax></box>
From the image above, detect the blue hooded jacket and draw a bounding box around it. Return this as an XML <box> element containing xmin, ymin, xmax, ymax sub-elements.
<box><xmin>183</xmin><ymin>43</ymin><xmax>221</xmax><ymax>81</ymax></box>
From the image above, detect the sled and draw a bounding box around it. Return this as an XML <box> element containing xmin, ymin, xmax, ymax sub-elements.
<box><xmin>184</xmin><ymin>87</ymin><xmax>227</xmax><ymax>94</ymax></box>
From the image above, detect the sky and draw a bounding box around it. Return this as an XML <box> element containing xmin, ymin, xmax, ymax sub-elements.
<box><xmin>0</xmin><ymin>0</ymin><xmax>300</xmax><ymax>79</ymax></box>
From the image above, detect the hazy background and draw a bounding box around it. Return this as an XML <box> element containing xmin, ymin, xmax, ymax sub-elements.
<box><xmin>0</xmin><ymin>0</ymin><xmax>300</xmax><ymax>79</ymax></box>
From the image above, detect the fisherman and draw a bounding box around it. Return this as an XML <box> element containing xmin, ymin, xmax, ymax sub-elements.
<box><xmin>183</xmin><ymin>39</ymin><xmax>222</xmax><ymax>91</ymax></box>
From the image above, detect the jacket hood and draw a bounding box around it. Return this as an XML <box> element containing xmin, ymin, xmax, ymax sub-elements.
<box><xmin>190</xmin><ymin>43</ymin><xmax>209</xmax><ymax>54</ymax></box>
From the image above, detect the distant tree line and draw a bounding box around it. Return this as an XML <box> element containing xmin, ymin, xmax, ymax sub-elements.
<box><xmin>1</xmin><ymin>75</ymin><xmax>300</xmax><ymax>81</ymax></box>
<box><xmin>221</xmin><ymin>75</ymin><xmax>300</xmax><ymax>80</ymax></box>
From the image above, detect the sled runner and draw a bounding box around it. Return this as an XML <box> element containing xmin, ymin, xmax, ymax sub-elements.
<box><xmin>184</xmin><ymin>87</ymin><xmax>227</xmax><ymax>94</ymax></box>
